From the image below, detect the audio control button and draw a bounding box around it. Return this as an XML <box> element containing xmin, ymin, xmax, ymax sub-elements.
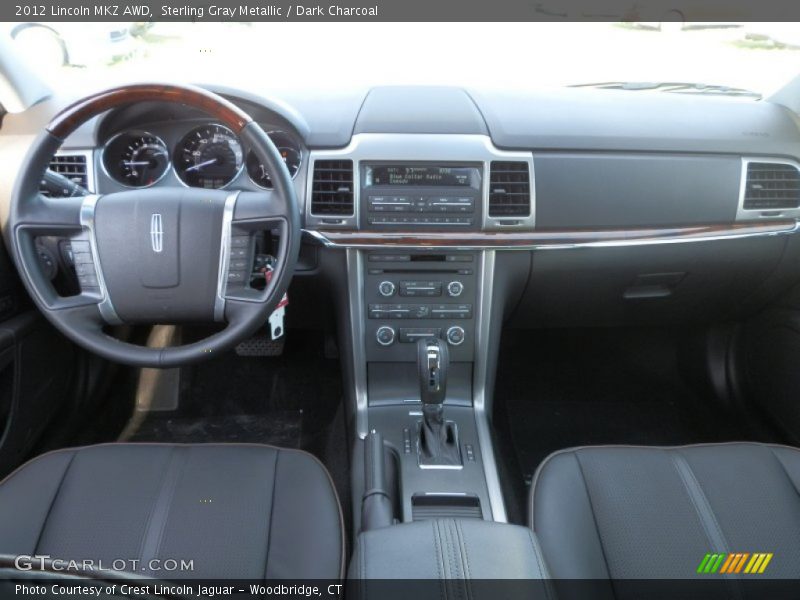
<box><xmin>376</xmin><ymin>326</ymin><xmax>396</xmax><ymax>346</ymax></box>
<box><xmin>446</xmin><ymin>326</ymin><xmax>466</xmax><ymax>346</ymax></box>
<box><xmin>447</xmin><ymin>281</ymin><xmax>464</xmax><ymax>297</ymax></box>
<box><xmin>378</xmin><ymin>281</ymin><xmax>396</xmax><ymax>297</ymax></box>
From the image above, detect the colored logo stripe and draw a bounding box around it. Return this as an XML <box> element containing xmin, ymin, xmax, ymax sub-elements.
<box><xmin>698</xmin><ymin>553</ymin><xmax>773</xmax><ymax>575</ymax></box>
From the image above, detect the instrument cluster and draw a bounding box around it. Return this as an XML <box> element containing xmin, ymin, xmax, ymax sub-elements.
<box><xmin>101</xmin><ymin>124</ymin><xmax>302</xmax><ymax>190</ymax></box>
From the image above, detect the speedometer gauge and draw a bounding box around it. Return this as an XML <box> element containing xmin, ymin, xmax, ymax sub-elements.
<box><xmin>246</xmin><ymin>131</ymin><xmax>302</xmax><ymax>189</ymax></box>
<box><xmin>174</xmin><ymin>124</ymin><xmax>244</xmax><ymax>189</ymax></box>
<box><xmin>102</xmin><ymin>131</ymin><xmax>170</xmax><ymax>188</ymax></box>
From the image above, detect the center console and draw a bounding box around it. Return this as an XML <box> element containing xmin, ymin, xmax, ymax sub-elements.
<box><xmin>305</xmin><ymin>134</ymin><xmax>535</xmax><ymax>534</ymax></box>
<box><xmin>364</xmin><ymin>250</ymin><xmax>477</xmax><ymax>362</ymax></box>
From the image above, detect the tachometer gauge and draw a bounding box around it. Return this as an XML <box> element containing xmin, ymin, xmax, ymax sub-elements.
<box><xmin>174</xmin><ymin>124</ymin><xmax>244</xmax><ymax>189</ymax></box>
<box><xmin>246</xmin><ymin>131</ymin><xmax>302</xmax><ymax>189</ymax></box>
<box><xmin>102</xmin><ymin>131</ymin><xmax>170</xmax><ymax>188</ymax></box>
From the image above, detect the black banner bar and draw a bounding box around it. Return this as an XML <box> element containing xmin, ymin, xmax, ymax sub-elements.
<box><xmin>5</xmin><ymin>0</ymin><xmax>800</xmax><ymax>22</ymax></box>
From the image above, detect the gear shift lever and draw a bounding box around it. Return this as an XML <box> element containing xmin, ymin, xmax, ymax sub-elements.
<box><xmin>417</xmin><ymin>338</ymin><xmax>461</xmax><ymax>467</ymax></box>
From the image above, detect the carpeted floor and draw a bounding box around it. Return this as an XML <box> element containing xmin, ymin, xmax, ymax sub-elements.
<box><xmin>493</xmin><ymin>327</ymin><xmax>781</xmax><ymax>522</ymax></box>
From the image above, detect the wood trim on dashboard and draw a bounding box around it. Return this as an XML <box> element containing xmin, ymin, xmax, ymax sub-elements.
<box><xmin>309</xmin><ymin>220</ymin><xmax>799</xmax><ymax>249</ymax></box>
<box><xmin>48</xmin><ymin>83</ymin><xmax>252</xmax><ymax>140</ymax></box>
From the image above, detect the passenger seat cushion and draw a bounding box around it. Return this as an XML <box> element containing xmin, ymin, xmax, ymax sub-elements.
<box><xmin>0</xmin><ymin>443</ymin><xmax>344</xmax><ymax>579</ymax></box>
<box><xmin>530</xmin><ymin>443</ymin><xmax>800</xmax><ymax>579</ymax></box>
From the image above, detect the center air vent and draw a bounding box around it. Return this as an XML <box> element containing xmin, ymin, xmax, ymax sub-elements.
<box><xmin>489</xmin><ymin>161</ymin><xmax>531</xmax><ymax>217</ymax></box>
<box><xmin>40</xmin><ymin>154</ymin><xmax>89</xmax><ymax>197</ymax></box>
<box><xmin>743</xmin><ymin>162</ymin><xmax>800</xmax><ymax>210</ymax></box>
<box><xmin>311</xmin><ymin>159</ymin><xmax>354</xmax><ymax>216</ymax></box>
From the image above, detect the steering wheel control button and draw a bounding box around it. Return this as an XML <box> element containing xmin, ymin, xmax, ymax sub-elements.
<box><xmin>446</xmin><ymin>326</ymin><xmax>466</xmax><ymax>346</ymax></box>
<box><xmin>70</xmin><ymin>241</ymin><xmax>90</xmax><ymax>253</ymax></box>
<box><xmin>230</xmin><ymin>236</ymin><xmax>250</xmax><ymax>248</ymax></box>
<box><xmin>376</xmin><ymin>326</ymin><xmax>396</xmax><ymax>346</ymax></box>
<box><xmin>378</xmin><ymin>281</ymin><xmax>396</xmax><ymax>297</ymax></box>
<box><xmin>400</xmin><ymin>281</ymin><xmax>442</xmax><ymax>297</ymax></box>
<box><xmin>447</xmin><ymin>281</ymin><xmax>464</xmax><ymax>297</ymax></box>
<box><xmin>227</xmin><ymin>271</ymin><xmax>247</xmax><ymax>283</ymax></box>
<box><xmin>72</xmin><ymin>252</ymin><xmax>94</xmax><ymax>265</ymax></box>
<box><xmin>78</xmin><ymin>274</ymin><xmax>99</xmax><ymax>288</ymax></box>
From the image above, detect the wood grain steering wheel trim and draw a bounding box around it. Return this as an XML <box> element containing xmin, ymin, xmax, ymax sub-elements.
<box><xmin>47</xmin><ymin>83</ymin><xmax>253</xmax><ymax>140</ymax></box>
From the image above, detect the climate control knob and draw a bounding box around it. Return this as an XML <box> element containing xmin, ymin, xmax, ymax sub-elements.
<box><xmin>446</xmin><ymin>326</ymin><xmax>466</xmax><ymax>346</ymax></box>
<box><xmin>376</xmin><ymin>326</ymin><xmax>396</xmax><ymax>346</ymax></box>
<box><xmin>378</xmin><ymin>281</ymin><xmax>396</xmax><ymax>297</ymax></box>
<box><xmin>447</xmin><ymin>281</ymin><xmax>464</xmax><ymax>297</ymax></box>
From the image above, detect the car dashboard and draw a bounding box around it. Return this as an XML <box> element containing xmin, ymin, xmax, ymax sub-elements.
<box><xmin>3</xmin><ymin>82</ymin><xmax>800</xmax><ymax>525</ymax></box>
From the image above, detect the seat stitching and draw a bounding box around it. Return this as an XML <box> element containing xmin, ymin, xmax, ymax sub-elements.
<box><xmin>360</xmin><ymin>530</ymin><xmax>367</xmax><ymax>596</ymax></box>
<box><xmin>768</xmin><ymin>447</ymin><xmax>800</xmax><ymax>499</ymax></box>
<box><xmin>454</xmin><ymin>520</ymin><xmax>473</xmax><ymax>600</ymax></box>
<box><xmin>446</xmin><ymin>520</ymin><xmax>464</xmax><ymax>600</ymax></box>
<box><xmin>32</xmin><ymin>451</ymin><xmax>77</xmax><ymax>555</ymax></box>
<box><xmin>671</xmin><ymin>451</ymin><xmax>743</xmax><ymax>600</ymax></box>
<box><xmin>526</xmin><ymin>529</ymin><xmax>553</xmax><ymax>600</ymax></box>
<box><xmin>431</xmin><ymin>520</ymin><xmax>446</xmax><ymax>600</ymax></box>
<box><xmin>572</xmin><ymin>452</ymin><xmax>615</xmax><ymax>581</ymax></box>
<box><xmin>139</xmin><ymin>446</ymin><xmax>188</xmax><ymax>576</ymax></box>
<box><xmin>136</xmin><ymin>447</ymin><xmax>175</xmax><ymax>566</ymax></box>
<box><xmin>263</xmin><ymin>449</ymin><xmax>280</xmax><ymax>579</ymax></box>
<box><xmin>449</xmin><ymin>520</ymin><xmax>469</xmax><ymax>600</ymax></box>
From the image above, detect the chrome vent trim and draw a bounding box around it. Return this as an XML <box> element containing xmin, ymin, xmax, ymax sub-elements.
<box><xmin>737</xmin><ymin>157</ymin><xmax>800</xmax><ymax>221</ymax></box>
<box><xmin>310</xmin><ymin>159</ymin><xmax>355</xmax><ymax>217</ymax></box>
<box><xmin>488</xmin><ymin>161</ymin><xmax>531</xmax><ymax>218</ymax></box>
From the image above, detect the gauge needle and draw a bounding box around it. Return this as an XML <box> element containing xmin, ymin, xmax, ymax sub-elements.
<box><xmin>185</xmin><ymin>158</ymin><xmax>218</xmax><ymax>172</ymax></box>
<box><xmin>123</xmin><ymin>161</ymin><xmax>152</xmax><ymax>166</ymax></box>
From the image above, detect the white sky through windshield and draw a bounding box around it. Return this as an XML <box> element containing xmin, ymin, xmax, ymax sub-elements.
<box><xmin>11</xmin><ymin>22</ymin><xmax>800</xmax><ymax>96</ymax></box>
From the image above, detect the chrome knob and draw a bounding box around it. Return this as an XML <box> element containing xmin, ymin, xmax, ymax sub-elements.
<box><xmin>378</xmin><ymin>281</ymin><xmax>396</xmax><ymax>297</ymax></box>
<box><xmin>376</xmin><ymin>326</ymin><xmax>396</xmax><ymax>346</ymax></box>
<box><xmin>447</xmin><ymin>281</ymin><xmax>464</xmax><ymax>297</ymax></box>
<box><xmin>446</xmin><ymin>326</ymin><xmax>465</xmax><ymax>346</ymax></box>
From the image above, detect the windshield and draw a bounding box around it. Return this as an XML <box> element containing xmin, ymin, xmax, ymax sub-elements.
<box><xmin>10</xmin><ymin>22</ymin><xmax>800</xmax><ymax>96</ymax></box>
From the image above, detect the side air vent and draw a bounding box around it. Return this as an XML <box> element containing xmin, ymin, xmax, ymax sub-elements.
<box><xmin>311</xmin><ymin>159</ymin><xmax>354</xmax><ymax>215</ymax></box>
<box><xmin>743</xmin><ymin>162</ymin><xmax>800</xmax><ymax>210</ymax></box>
<box><xmin>40</xmin><ymin>154</ymin><xmax>89</xmax><ymax>197</ymax></box>
<box><xmin>489</xmin><ymin>161</ymin><xmax>531</xmax><ymax>217</ymax></box>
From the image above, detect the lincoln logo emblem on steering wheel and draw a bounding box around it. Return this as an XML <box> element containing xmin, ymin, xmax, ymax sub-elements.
<box><xmin>150</xmin><ymin>214</ymin><xmax>164</xmax><ymax>253</ymax></box>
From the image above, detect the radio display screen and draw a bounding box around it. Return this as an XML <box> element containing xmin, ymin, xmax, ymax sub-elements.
<box><xmin>367</xmin><ymin>165</ymin><xmax>478</xmax><ymax>187</ymax></box>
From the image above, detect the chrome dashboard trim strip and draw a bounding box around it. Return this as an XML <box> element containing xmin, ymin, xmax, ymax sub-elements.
<box><xmin>80</xmin><ymin>194</ymin><xmax>121</xmax><ymax>325</ymax></box>
<box><xmin>304</xmin><ymin>220</ymin><xmax>799</xmax><ymax>251</ymax></box>
<box><xmin>473</xmin><ymin>249</ymin><xmax>508</xmax><ymax>523</ymax></box>
<box><xmin>214</xmin><ymin>191</ymin><xmax>240</xmax><ymax>322</ymax></box>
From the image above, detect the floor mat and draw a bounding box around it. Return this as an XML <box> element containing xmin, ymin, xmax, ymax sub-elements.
<box><xmin>128</xmin><ymin>412</ymin><xmax>302</xmax><ymax>446</ymax></box>
<box><xmin>496</xmin><ymin>327</ymin><xmax>780</xmax><ymax>488</ymax></box>
<box><xmin>124</xmin><ymin>329</ymin><xmax>342</xmax><ymax>446</ymax></box>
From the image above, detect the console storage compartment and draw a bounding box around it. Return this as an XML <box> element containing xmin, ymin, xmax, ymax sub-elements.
<box><xmin>348</xmin><ymin>519</ymin><xmax>550</xmax><ymax>598</ymax></box>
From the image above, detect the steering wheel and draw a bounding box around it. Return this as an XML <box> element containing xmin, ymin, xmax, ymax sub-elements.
<box><xmin>5</xmin><ymin>84</ymin><xmax>301</xmax><ymax>368</ymax></box>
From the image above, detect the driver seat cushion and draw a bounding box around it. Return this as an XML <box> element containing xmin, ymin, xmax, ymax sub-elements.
<box><xmin>0</xmin><ymin>443</ymin><xmax>344</xmax><ymax>579</ymax></box>
<box><xmin>530</xmin><ymin>442</ymin><xmax>800</xmax><ymax>580</ymax></box>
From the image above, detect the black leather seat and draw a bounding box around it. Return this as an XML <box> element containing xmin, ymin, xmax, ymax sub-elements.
<box><xmin>0</xmin><ymin>443</ymin><xmax>344</xmax><ymax>579</ymax></box>
<box><xmin>530</xmin><ymin>443</ymin><xmax>800</xmax><ymax>580</ymax></box>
